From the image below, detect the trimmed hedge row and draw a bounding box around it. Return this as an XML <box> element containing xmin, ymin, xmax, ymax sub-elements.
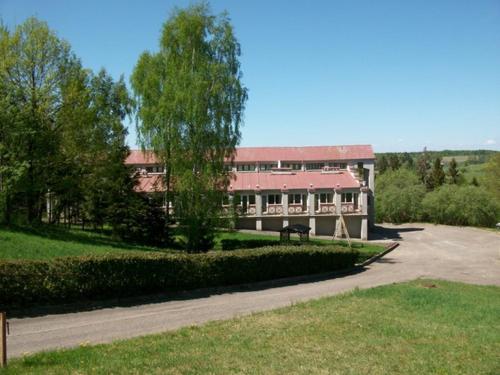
<box><xmin>0</xmin><ymin>245</ymin><xmax>358</xmax><ymax>308</ymax></box>
<box><xmin>221</xmin><ymin>238</ymin><xmax>281</xmax><ymax>251</ymax></box>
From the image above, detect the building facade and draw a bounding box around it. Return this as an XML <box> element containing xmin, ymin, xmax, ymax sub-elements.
<box><xmin>125</xmin><ymin>144</ymin><xmax>375</xmax><ymax>240</ymax></box>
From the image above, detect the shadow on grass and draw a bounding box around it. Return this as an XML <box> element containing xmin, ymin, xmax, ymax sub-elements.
<box><xmin>7</xmin><ymin>265</ymin><xmax>368</xmax><ymax>319</ymax></box>
<box><xmin>370</xmin><ymin>225</ymin><xmax>424</xmax><ymax>240</ymax></box>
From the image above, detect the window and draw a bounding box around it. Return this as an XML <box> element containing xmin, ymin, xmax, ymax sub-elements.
<box><xmin>146</xmin><ymin>166</ymin><xmax>154</xmax><ymax>173</ymax></box>
<box><xmin>282</xmin><ymin>163</ymin><xmax>302</xmax><ymax>170</ymax></box>
<box><xmin>237</xmin><ymin>164</ymin><xmax>255</xmax><ymax>171</ymax></box>
<box><xmin>357</xmin><ymin>162</ymin><xmax>364</xmax><ymax>169</ymax></box>
<box><xmin>341</xmin><ymin>193</ymin><xmax>358</xmax><ymax>204</ymax></box>
<box><xmin>260</xmin><ymin>163</ymin><xmax>278</xmax><ymax>171</ymax></box>
<box><xmin>267</xmin><ymin>194</ymin><xmax>282</xmax><ymax>205</ymax></box>
<box><xmin>289</xmin><ymin>194</ymin><xmax>302</xmax><ymax>204</ymax></box>
<box><xmin>319</xmin><ymin>193</ymin><xmax>333</xmax><ymax>203</ymax></box>
<box><xmin>305</xmin><ymin>163</ymin><xmax>325</xmax><ymax>170</ymax></box>
<box><xmin>328</xmin><ymin>162</ymin><xmax>347</xmax><ymax>169</ymax></box>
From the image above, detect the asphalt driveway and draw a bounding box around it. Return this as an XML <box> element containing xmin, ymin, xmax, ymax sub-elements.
<box><xmin>6</xmin><ymin>223</ymin><xmax>500</xmax><ymax>357</ymax></box>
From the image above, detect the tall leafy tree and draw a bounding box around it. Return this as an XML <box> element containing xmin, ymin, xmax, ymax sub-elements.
<box><xmin>131</xmin><ymin>3</ymin><xmax>248</xmax><ymax>251</ymax></box>
<box><xmin>0</xmin><ymin>17</ymin><xmax>80</xmax><ymax>222</ymax></box>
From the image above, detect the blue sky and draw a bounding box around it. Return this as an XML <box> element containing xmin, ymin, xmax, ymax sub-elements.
<box><xmin>2</xmin><ymin>0</ymin><xmax>499</xmax><ymax>152</ymax></box>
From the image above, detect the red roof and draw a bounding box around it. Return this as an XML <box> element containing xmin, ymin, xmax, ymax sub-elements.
<box><xmin>126</xmin><ymin>145</ymin><xmax>374</xmax><ymax>165</ymax></box>
<box><xmin>126</xmin><ymin>150</ymin><xmax>160</xmax><ymax>165</ymax></box>
<box><xmin>233</xmin><ymin>145</ymin><xmax>374</xmax><ymax>163</ymax></box>
<box><xmin>134</xmin><ymin>174</ymin><xmax>164</xmax><ymax>193</ymax></box>
<box><xmin>229</xmin><ymin>171</ymin><xmax>360</xmax><ymax>192</ymax></box>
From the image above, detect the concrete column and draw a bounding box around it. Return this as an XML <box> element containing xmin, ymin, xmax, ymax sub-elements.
<box><xmin>361</xmin><ymin>187</ymin><xmax>368</xmax><ymax>215</ymax></box>
<box><xmin>255</xmin><ymin>192</ymin><xmax>262</xmax><ymax>230</ymax></box>
<box><xmin>361</xmin><ymin>217</ymin><xmax>368</xmax><ymax>240</ymax></box>
<box><xmin>334</xmin><ymin>188</ymin><xmax>342</xmax><ymax>215</ymax></box>
<box><xmin>309</xmin><ymin>217</ymin><xmax>316</xmax><ymax>236</ymax></box>
<box><xmin>308</xmin><ymin>190</ymin><xmax>315</xmax><ymax>215</ymax></box>
<box><xmin>282</xmin><ymin>191</ymin><xmax>288</xmax><ymax>227</ymax></box>
<box><xmin>308</xmin><ymin>189</ymin><xmax>316</xmax><ymax>235</ymax></box>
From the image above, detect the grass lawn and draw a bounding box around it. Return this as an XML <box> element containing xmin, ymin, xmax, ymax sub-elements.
<box><xmin>0</xmin><ymin>225</ymin><xmax>169</xmax><ymax>260</ymax></box>
<box><xmin>0</xmin><ymin>225</ymin><xmax>385</xmax><ymax>261</ymax></box>
<box><xmin>215</xmin><ymin>230</ymin><xmax>385</xmax><ymax>261</ymax></box>
<box><xmin>3</xmin><ymin>280</ymin><xmax>499</xmax><ymax>374</ymax></box>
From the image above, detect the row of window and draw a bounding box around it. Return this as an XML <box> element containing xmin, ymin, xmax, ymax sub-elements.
<box><xmin>233</xmin><ymin>162</ymin><xmax>349</xmax><ymax>172</ymax></box>
<box><xmin>138</xmin><ymin>162</ymin><xmax>354</xmax><ymax>174</ymax></box>
<box><xmin>225</xmin><ymin>192</ymin><xmax>358</xmax><ymax>206</ymax></box>
<box><xmin>139</xmin><ymin>166</ymin><xmax>164</xmax><ymax>173</ymax></box>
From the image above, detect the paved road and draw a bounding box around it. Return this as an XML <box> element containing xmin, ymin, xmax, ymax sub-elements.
<box><xmin>7</xmin><ymin>224</ymin><xmax>500</xmax><ymax>357</ymax></box>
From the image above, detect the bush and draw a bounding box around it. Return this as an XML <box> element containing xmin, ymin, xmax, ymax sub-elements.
<box><xmin>0</xmin><ymin>245</ymin><xmax>358</xmax><ymax>308</ymax></box>
<box><xmin>376</xmin><ymin>169</ymin><xmax>426</xmax><ymax>223</ymax></box>
<box><xmin>221</xmin><ymin>239</ymin><xmax>281</xmax><ymax>251</ymax></box>
<box><xmin>421</xmin><ymin>185</ymin><xmax>499</xmax><ymax>227</ymax></box>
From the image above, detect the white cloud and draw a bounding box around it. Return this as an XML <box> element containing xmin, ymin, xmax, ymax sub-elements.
<box><xmin>485</xmin><ymin>139</ymin><xmax>496</xmax><ymax>145</ymax></box>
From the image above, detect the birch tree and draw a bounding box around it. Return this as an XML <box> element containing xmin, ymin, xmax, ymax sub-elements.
<box><xmin>131</xmin><ymin>3</ymin><xmax>247</xmax><ymax>251</ymax></box>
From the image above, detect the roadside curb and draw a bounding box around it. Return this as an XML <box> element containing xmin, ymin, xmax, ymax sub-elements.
<box><xmin>358</xmin><ymin>241</ymin><xmax>399</xmax><ymax>267</ymax></box>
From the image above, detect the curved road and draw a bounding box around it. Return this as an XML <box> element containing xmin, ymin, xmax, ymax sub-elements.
<box><xmin>7</xmin><ymin>224</ymin><xmax>500</xmax><ymax>357</ymax></box>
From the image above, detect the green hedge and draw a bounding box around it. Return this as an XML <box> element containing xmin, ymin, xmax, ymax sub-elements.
<box><xmin>0</xmin><ymin>245</ymin><xmax>358</xmax><ymax>308</ymax></box>
<box><xmin>221</xmin><ymin>238</ymin><xmax>281</xmax><ymax>250</ymax></box>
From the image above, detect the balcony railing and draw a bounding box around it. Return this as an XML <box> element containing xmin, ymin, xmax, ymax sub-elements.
<box><xmin>263</xmin><ymin>204</ymin><xmax>283</xmax><ymax>215</ymax></box>
<box><xmin>287</xmin><ymin>204</ymin><xmax>307</xmax><ymax>215</ymax></box>
<box><xmin>315</xmin><ymin>203</ymin><xmax>336</xmax><ymax>214</ymax></box>
<box><xmin>340</xmin><ymin>203</ymin><xmax>360</xmax><ymax>214</ymax></box>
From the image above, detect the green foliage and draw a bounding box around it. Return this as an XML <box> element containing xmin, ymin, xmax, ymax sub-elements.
<box><xmin>375</xmin><ymin>169</ymin><xmax>426</xmax><ymax>223</ymax></box>
<box><xmin>400</xmin><ymin>152</ymin><xmax>414</xmax><ymax>169</ymax></box>
<box><xmin>376</xmin><ymin>155</ymin><xmax>388</xmax><ymax>174</ymax></box>
<box><xmin>131</xmin><ymin>3</ymin><xmax>248</xmax><ymax>252</ymax></box>
<box><xmin>0</xmin><ymin>245</ymin><xmax>358</xmax><ymax>308</ymax></box>
<box><xmin>428</xmin><ymin>157</ymin><xmax>445</xmax><ymax>189</ymax></box>
<box><xmin>108</xmin><ymin>192</ymin><xmax>170</xmax><ymax>247</ymax></box>
<box><xmin>482</xmin><ymin>153</ymin><xmax>500</xmax><ymax>203</ymax></box>
<box><xmin>447</xmin><ymin>157</ymin><xmax>460</xmax><ymax>184</ymax></box>
<box><xmin>221</xmin><ymin>238</ymin><xmax>281</xmax><ymax>250</ymax></box>
<box><xmin>0</xmin><ymin>18</ymin><xmax>134</xmax><ymax>230</ymax></box>
<box><xmin>421</xmin><ymin>185</ymin><xmax>499</xmax><ymax>227</ymax></box>
<box><xmin>388</xmin><ymin>154</ymin><xmax>400</xmax><ymax>171</ymax></box>
<box><xmin>416</xmin><ymin>148</ymin><xmax>430</xmax><ymax>185</ymax></box>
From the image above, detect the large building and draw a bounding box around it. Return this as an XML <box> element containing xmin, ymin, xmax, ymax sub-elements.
<box><xmin>125</xmin><ymin>144</ymin><xmax>375</xmax><ymax>240</ymax></box>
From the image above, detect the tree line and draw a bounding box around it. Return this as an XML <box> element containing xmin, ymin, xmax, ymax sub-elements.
<box><xmin>0</xmin><ymin>4</ymin><xmax>247</xmax><ymax>251</ymax></box>
<box><xmin>375</xmin><ymin>149</ymin><xmax>500</xmax><ymax>226</ymax></box>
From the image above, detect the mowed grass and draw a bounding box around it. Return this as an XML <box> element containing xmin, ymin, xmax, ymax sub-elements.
<box><xmin>3</xmin><ymin>280</ymin><xmax>499</xmax><ymax>374</ymax></box>
<box><xmin>0</xmin><ymin>225</ymin><xmax>168</xmax><ymax>260</ymax></box>
<box><xmin>0</xmin><ymin>225</ymin><xmax>385</xmax><ymax>261</ymax></box>
<box><xmin>215</xmin><ymin>230</ymin><xmax>384</xmax><ymax>261</ymax></box>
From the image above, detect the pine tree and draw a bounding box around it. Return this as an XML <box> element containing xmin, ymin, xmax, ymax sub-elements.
<box><xmin>447</xmin><ymin>158</ymin><xmax>459</xmax><ymax>184</ymax></box>
<box><xmin>416</xmin><ymin>147</ymin><xmax>430</xmax><ymax>185</ymax></box>
<box><xmin>429</xmin><ymin>157</ymin><xmax>445</xmax><ymax>190</ymax></box>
